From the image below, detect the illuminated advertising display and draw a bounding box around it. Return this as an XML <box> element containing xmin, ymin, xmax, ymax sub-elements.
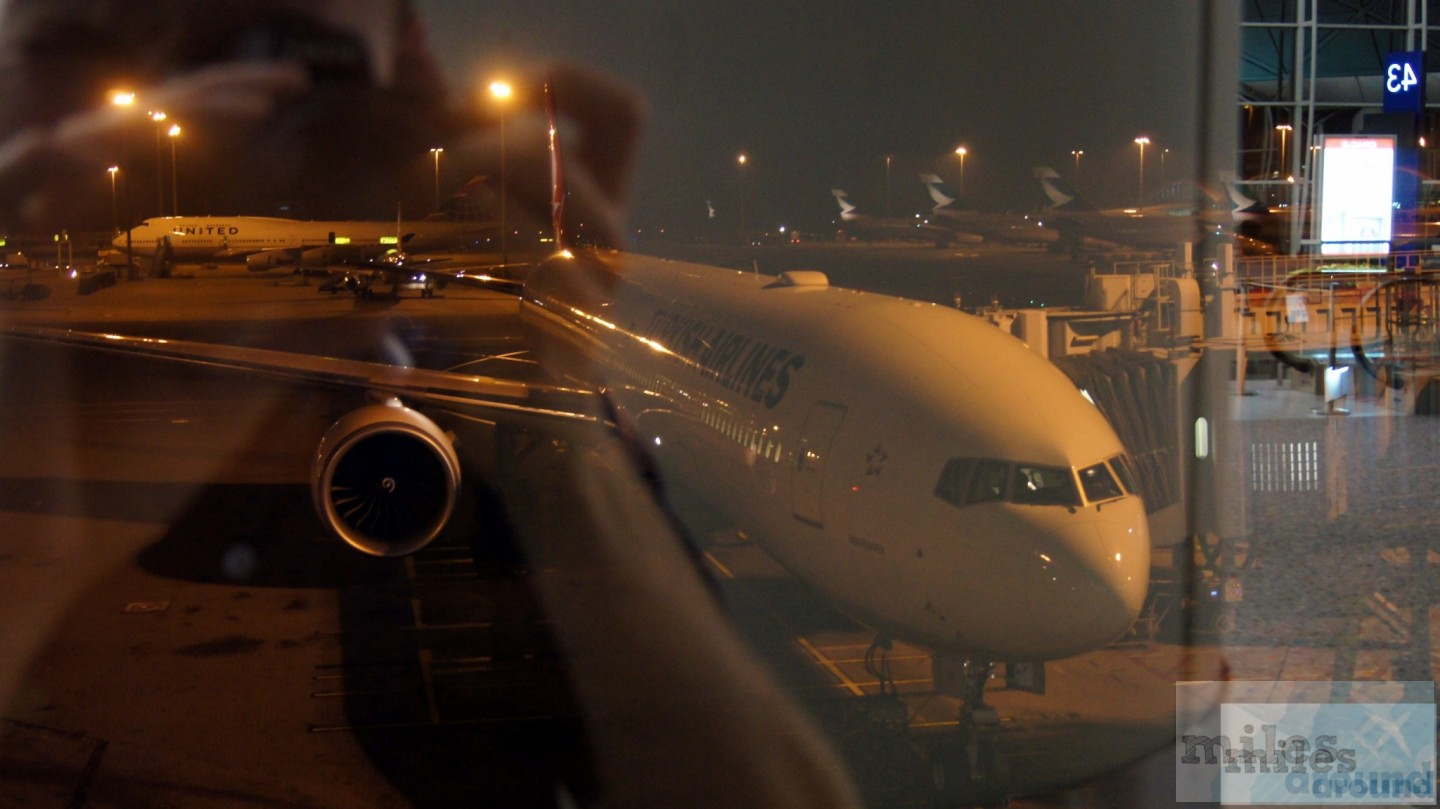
<box><xmin>1318</xmin><ymin>135</ymin><xmax>1395</xmax><ymax>256</ymax></box>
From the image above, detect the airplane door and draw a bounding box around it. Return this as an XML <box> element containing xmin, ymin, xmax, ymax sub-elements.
<box><xmin>791</xmin><ymin>402</ymin><xmax>846</xmax><ymax>527</ymax></box>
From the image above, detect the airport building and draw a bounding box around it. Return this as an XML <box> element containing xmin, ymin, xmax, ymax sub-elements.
<box><xmin>1238</xmin><ymin>0</ymin><xmax>1440</xmax><ymax>252</ymax></box>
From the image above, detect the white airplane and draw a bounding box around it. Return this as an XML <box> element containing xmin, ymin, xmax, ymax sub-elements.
<box><xmin>521</xmin><ymin>251</ymin><xmax>1150</xmax><ymax>664</ymax></box>
<box><xmin>16</xmin><ymin>245</ymin><xmax>1151</xmax><ymax>656</ymax></box>
<box><xmin>918</xmin><ymin>173</ymin><xmax>1058</xmax><ymax>246</ymax></box>
<box><xmin>9</xmin><ymin>117</ymin><xmax>1152</xmax><ymax>781</ymax></box>
<box><xmin>114</xmin><ymin>213</ymin><xmax>489</xmax><ymax>273</ymax></box>
<box><xmin>108</xmin><ymin>177</ymin><xmax>496</xmax><ymax>277</ymax></box>
<box><xmin>1032</xmin><ymin>166</ymin><xmax>1244</xmax><ymax>251</ymax></box>
<box><xmin>829</xmin><ymin>188</ymin><xmax>958</xmax><ymax>245</ymax></box>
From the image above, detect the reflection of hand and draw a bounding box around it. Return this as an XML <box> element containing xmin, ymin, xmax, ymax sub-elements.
<box><xmin>451</xmin><ymin>64</ymin><xmax>647</xmax><ymax>250</ymax></box>
<box><xmin>0</xmin><ymin>61</ymin><xmax>311</xmax><ymax>228</ymax></box>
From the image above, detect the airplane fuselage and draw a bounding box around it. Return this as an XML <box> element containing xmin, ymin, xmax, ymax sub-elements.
<box><xmin>520</xmin><ymin>250</ymin><xmax>1150</xmax><ymax>661</ymax></box>
<box><xmin>116</xmin><ymin>216</ymin><xmax>486</xmax><ymax>266</ymax></box>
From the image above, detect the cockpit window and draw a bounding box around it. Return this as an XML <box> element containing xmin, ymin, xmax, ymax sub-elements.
<box><xmin>933</xmin><ymin>458</ymin><xmax>973</xmax><ymax>507</ymax></box>
<box><xmin>1010</xmin><ymin>464</ymin><xmax>1081</xmax><ymax>507</ymax></box>
<box><xmin>1109</xmin><ymin>454</ymin><xmax>1138</xmax><ymax>496</ymax></box>
<box><xmin>966</xmin><ymin>460</ymin><xmax>1009</xmax><ymax>505</ymax></box>
<box><xmin>1079</xmin><ymin>461</ymin><xmax>1124</xmax><ymax>503</ymax></box>
<box><xmin>936</xmin><ymin>458</ymin><xmax>1084</xmax><ymax>509</ymax></box>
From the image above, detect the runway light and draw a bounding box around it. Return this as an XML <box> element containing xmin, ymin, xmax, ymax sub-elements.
<box><xmin>653</xmin><ymin>436</ymin><xmax>662</xmax><ymax>446</ymax></box>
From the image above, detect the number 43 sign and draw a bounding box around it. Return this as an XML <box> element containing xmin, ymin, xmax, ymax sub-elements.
<box><xmin>1384</xmin><ymin>50</ymin><xmax>1425</xmax><ymax>115</ymax></box>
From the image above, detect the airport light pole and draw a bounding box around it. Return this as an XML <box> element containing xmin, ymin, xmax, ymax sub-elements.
<box><xmin>167</xmin><ymin>124</ymin><xmax>180</xmax><ymax>216</ymax></box>
<box><xmin>954</xmin><ymin>145</ymin><xmax>967</xmax><ymax>198</ymax></box>
<box><xmin>150</xmin><ymin>111</ymin><xmax>167</xmax><ymax>218</ymax></box>
<box><xmin>111</xmin><ymin>90</ymin><xmax>136</xmax><ymax>280</ymax></box>
<box><xmin>737</xmin><ymin>152</ymin><xmax>748</xmax><ymax>244</ymax></box>
<box><xmin>107</xmin><ymin>166</ymin><xmax>119</xmax><ymax>234</ymax></box>
<box><xmin>1275</xmin><ymin>124</ymin><xmax>1292</xmax><ymax>178</ymax></box>
<box><xmin>1071</xmin><ymin>149</ymin><xmax>1083</xmax><ymax>181</ymax></box>
<box><xmin>429</xmin><ymin>147</ymin><xmax>443</xmax><ymax>213</ymax></box>
<box><xmin>489</xmin><ymin>80</ymin><xmax>512</xmax><ymax>268</ymax></box>
<box><xmin>1134</xmin><ymin>136</ymin><xmax>1150</xmax><ymax>206</ymax></box>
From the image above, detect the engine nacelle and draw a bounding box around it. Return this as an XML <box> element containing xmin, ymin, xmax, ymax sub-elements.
<box><xmin>311</xmin><ymin>401</ymin><xmax>460</xmax><ymax>556</ymax></box>
<box><xmin>246</xmin><ymin>251</ymin><xmax>294</xmax><ymax>271</ymax></box>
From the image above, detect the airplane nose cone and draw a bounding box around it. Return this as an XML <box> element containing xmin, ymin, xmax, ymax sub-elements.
<box><xmin>1022</xmin><ymin>500</ymin><xmax>1150</xmax><ymax>659</ymax></box>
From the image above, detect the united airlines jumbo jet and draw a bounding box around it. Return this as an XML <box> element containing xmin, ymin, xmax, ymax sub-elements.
<box><xmin>117</xmin><ymin>214</ymin><xmax>487</xmax><ymax>271</ymax></box>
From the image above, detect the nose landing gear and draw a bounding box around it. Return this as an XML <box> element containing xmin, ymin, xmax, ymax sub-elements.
<box><xmin>929</xmin><ymin>659</ymin><xmax>1009</xmax><ymax>807</ymax></box>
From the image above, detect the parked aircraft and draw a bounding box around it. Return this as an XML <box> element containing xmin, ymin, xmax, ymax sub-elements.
<box><xmin>17</xmin><ymin>218</ymin><xmax>1152</xmax><ymax>673</ymax></box>
<box><xmin>829</xmin><ymin>188</ymin><xmax>959</xmax><ymax>245</ymax></box>
<box><xmin>105</xmin><ymin>177</ymin><xmax>496</xmax><ymax>277</ymax></box>
<box><xmin>110</xmin><ymin>213</ymin><xmax>490</xmax><ymax>275</ymax></box>
<box><xmin>7</xmin><ymin>107</ymin><xmax>1152</xmax><ymax>794</ymax></box>
<box><xmin>1033</xmin><ymin>166</ymin><xmax>1228</xmax><ymax>250</ymax></box>
<box><xmin>918</xmin><ymin>174</ymin><xmax>1057</xmax><ymax>246</ymax></box>
<box><xmin>9</xmin><ymin>235</ymin><xmax>1150</xmax><ymax>683</ymax></box>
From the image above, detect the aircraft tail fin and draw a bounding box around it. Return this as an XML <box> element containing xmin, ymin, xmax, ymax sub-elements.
<box><xmin>422</xmin><ymin>175</ymin><xmax>490</xmax><ymax>222</ymax></box>
<box><xmin>830</xmin><ymin>189</ymin><xmax>859</xmax><ymax>220</ymax></box>
<box><xmin>1217</xmin><ymin>171</ymin><xmax>1270</xmax><ymax>215</ymax></box>
<box><xmin>918</xmin><ymin>173</ymin><xmax>970</xmax><ymax>212</ymax></box>
<box><xmin>1033</xmin><ymin>167</ymin><xmax>1096</xmax><ymax>211</ymax></box>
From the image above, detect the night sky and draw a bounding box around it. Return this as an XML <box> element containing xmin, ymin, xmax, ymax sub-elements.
<box><xmin>417</xmin><ymin>1</ymin><xmax>1216</xmax><ymax>236</ymax></box>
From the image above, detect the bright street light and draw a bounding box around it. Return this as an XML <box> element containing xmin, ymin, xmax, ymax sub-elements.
<box><xmin>1134</xmin><ymin>136</ymin><xmax>1151</xmax><ymax>205</ymax></box>
<box><xmin>107</xmin><ymin>166</ymin><xmax>119</xmax><ymax>233</ymax></box>
<box><xmin>489</xmin><ymin>80</ymin><xmax>513</xmax><ymax>267</ymax></box>
<box><xmin>954</xmin><ymin>145</ymin><xmax>968</xmax><ymax>197</ymax></box>
<box><xmin>737</xmin><ymin>152</ymin><xmax>749</xmax><ymax>244</ymax></box>
<box><xmin>1071</xmin><ymin>149</ymin><xmax>1084</xmax><ymax>181</ymax></box>
<box><xmin>109</xmin><ymin>90</ymin><xmax>136</xmax><ymax>278</ymax></box>
<box><xmin>1275</xmin><ymin>124</ymin><xmax>1292</xmax><ymax>176</ymax></box>
<box><xmin>429</xmin><ymin>147</ymin><xmax>444</xmax><ymax>212</ymax></box>
<box><xmin>167</xmin><ymin>124</ymin><xmax>181</xmax><ymax>216</ymax></box>
<box><xmin>150</xmin><ymin>111</ymin><xmax>167</xmax><ymax>216</ymax></box>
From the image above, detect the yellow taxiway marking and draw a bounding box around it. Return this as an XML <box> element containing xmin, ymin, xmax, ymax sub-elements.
<box><xmin>798</xmin><ymin>637</ymin><xmax>866</xmax><ymax>697</ymax></box>
<box><xmin>705</xmin><ymin>551</ymin><xmax>867</xmax><ymax>697</ymax></box>
<box><xmin>703</xmin><ymin>551</ymin><xmax>737</xmax><ymax>581</ymax></box>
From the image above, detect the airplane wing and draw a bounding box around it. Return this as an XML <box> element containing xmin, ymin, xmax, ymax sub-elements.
<box><xmin>214</xmin><ymin>246</ymin><xmax>300</xmax><ymax>261</ymax></box>
<box><xmin>0</xmin><ymin>323</ymin><xmax>606</xmax><ymax>435</ymax></box>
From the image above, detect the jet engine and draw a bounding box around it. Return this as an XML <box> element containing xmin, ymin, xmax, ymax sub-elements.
<box><xmin>311</xmin><ymin>400</ymin><xmax>460</xmax><ymax>557</ymax></box>
<box><xmin>246</xmin><ymin>251</ymin><xmax>294</xmax><ymax>271</ymax></box>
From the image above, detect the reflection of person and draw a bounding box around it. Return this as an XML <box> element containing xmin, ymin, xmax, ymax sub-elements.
<box><xmin>1396</xmin><ymin>270</ymin><xmax>1424</xmax><ymax>329</ymax></box>
<box><xmin>0</xmin><ymin>2</ymin><xmax>860</xmax><ymax>807</ymax></box>
<box><xmin>0</xmin><ymin>0</ymin><xmax>641</xmax><ymax>244</ymax></box>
